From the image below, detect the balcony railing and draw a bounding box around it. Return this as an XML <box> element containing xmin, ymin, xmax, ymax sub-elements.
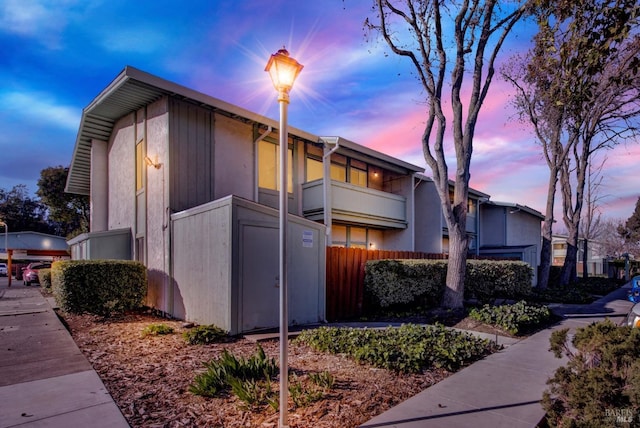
<box><xmin>302</xmin><ymin>179</ymin><xmax>407</xmax><ymax>229</ymax></box>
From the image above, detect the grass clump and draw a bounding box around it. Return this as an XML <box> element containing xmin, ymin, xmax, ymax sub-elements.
<box><xmin>468</xmin><ymin>301</ymin><xmax>552</xmax><ymax>335</ymax></box>
<box><xmin>295</xmin><ymin>323</ymin><xmax>497</xmax><ymax>373</ymax></box>
<box><xmin>183</xmin><ymin>324</ymin><xmax>228</xmax><ymax>345</ymax></box>
<box><xmin>141</xmin><ymin>323</ymin><xmax>174</xmax><ymax>338</ymax></box>
<box><xmin>189</xmin><ymin>344</ymin><xmax>278</xmax><ymax>398</ymax></box>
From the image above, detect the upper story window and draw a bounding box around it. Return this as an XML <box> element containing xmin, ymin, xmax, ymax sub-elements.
<box><xmin>258</xmin><ymin>139</ymin><xmax>293</xmax><ymax>193</ymax></box>
<box><xmin>305</xmin><ymin>144</ymin><xmax>323</xmax><ymax>182</ymax></box>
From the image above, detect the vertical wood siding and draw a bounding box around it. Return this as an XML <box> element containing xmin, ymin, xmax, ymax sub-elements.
<box><xmin>325</xmin><ymin>247</ymin><xmax>445</xmax><ymax>321</ymax></box>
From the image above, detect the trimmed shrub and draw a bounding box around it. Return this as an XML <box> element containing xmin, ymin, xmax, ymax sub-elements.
<box><xmin>52</xmin><ymin>260</ymin><xmax>147</xmax><ymax>316</ymax></box>
<box><xmin>543</xmin><ymin>320</ymin><xmax>640</xmax><ymax>427</ymax></box>
<box><xmin>39</xmin><ymin>268</ymin><xmax>52</xmax><ymax>289</ymax></box>
<box><xmin>465</xmin><ymin>260</ymin><xmax>533</xmax><ymax>304</ymax></box>
<box><xmin>364</xmin><ymin>260</ymin><xmax>446</xmax><ymax>308</ymax></box>
<box><xmin>364</xmin><ymin>258</ymin><xmax>532</xmax><ymax>309</ymax></box>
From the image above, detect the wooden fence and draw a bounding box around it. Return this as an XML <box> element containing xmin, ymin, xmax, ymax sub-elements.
<box><xmin>325</xmin><ymin>247</ymin><xmax>446</xmax><ymax>321</ymax></box>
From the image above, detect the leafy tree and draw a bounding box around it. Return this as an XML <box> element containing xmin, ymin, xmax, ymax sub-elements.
<box><xmin>618</xmin><ymin>196</ymin><xmax>640</xmax><ymax>256</ymax></box>
<box><xmin>0</xmin><ymin>185</ymin><xmax>52</xmax><ymax>234</ymax></box>
<box><xmin>37</xmin><ymin>166</ymin><xmax>89</xmax><ymax>238</ymax></box>
<box><xmin>504</xmin><ymin>0</ymin><xmax>640</xmax><ymax>287</ymax></box>
<box><xmin>366</xmin><ymin>0</ymin><xmax>527</xmax><ymax>308</ymax></box>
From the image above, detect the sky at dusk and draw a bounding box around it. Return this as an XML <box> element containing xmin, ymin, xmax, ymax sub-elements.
<box><xmin>1</xmin><ymin>0</ymin><xmax>638</xmax><ymax>224</ymax></box>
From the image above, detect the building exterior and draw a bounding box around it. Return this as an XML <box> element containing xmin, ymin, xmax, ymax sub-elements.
<box><xmin>65</xmin><ymin>66</ymin><xmax>546</xmax><ymax>331</ymax></box>
<box><xmin>65</xmin><ymin>67</ymin><xmax>426</xmax><ymax>334</ymax></box>
<box><xmin>552</xmin><ymin>234</ymin><xmax>606</xmax><ymax>276</ymax></box>
<box><xmin>478</xmin><ymin>201</ymin><xmax>545</xmax><ymax>285</ymax></box>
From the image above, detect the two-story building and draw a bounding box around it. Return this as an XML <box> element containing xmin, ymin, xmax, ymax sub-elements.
<box><xmin>65</xmin><ymin>67</ymin><xmax>426</xmax><ymax>334</ymax></box>
<box><xmin>65</xmin><ymin>66</ymin><xmax>544</xmax><ymax>333</ymax></box>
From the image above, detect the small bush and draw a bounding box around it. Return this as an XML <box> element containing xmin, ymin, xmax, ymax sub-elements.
<box><xmin>465</xmin><ymin>260</ymin><xmax>533</xmax><ymax>304</ymax></box>
<box><xmin>51</xmin><ymin>260</ymin><xmax>147</xmax><ymax>316</ymax></box>
<box><xmin>141</xmin><ymin>323</ymin><xmax>174</xmax><ymax>338</ymax></box>
<box><xmin>189</xmin><ymin>344</ymin><xmax>278</xmax><ymax>397</ymax></box>
<box><xmin>295</xmin><ymin>323</ymin><xmax>497</xmax><ymax>373</ymax></box>
<box><xmin>183</xmin><ymin>325</ymin><xmax>229</xmax><ymax>345</ymax></box>
<box><xmin>542</xmin><ymin>320</ymin><xmax>640</xmax><ymax>427</ymax></box>
<box><xmin>468</xmin><ymin>301</ymin><xmax>553</xmax><ymax>335</ymax></box>
<box><xmin>39</xmin><ymin>268</ymin><xmax>52</xmax><ymax>289</ymax></box>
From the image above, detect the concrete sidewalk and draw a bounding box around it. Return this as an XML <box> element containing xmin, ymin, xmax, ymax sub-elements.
<box><xmin>361</xmin><ymin>284</ymin><xmax>634</xmax><ymax>428</ymax></box>
<box><xmin>0</xmin><ymin>279</ymin><xmax>129</xmax><ymax>428</ymax></box>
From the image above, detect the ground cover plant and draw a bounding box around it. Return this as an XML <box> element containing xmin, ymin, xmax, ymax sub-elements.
<box><xmin>295</xmin><ymin>323</ymin><xmax>498</xmax><ymax>373</ymax></box>
<box><xmin>60</xmin><ymin>310</ymin><xmax>456</xmax><ymax>427</ymax></box>
<box><xmin>468</xmin><ymin>301</ymin><xmax>553</xmax><ymax>336</ymax></box>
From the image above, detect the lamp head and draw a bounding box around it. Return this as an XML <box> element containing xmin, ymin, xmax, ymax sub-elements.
<box><xmin>265</xmin><ymin>47</ymin><xmax>304</xmax><ymax>96</ymax></box>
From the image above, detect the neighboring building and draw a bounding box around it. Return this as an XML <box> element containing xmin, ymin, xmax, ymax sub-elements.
<box><xmin>479</xmin><ymin>201</ymin><xmax>545</xmax><ymax>285</ymax></box>
<box><xmin>552</xmin><ymin>234</ymin><xmax>606</xmax><ymax>276</ymax></box>
<box><xmin>413</xmin><ymin>174</ymin><xmax>491</xmax><ymax>255</ymax></box>
<box><xmin>0</xmin><ymin>231</ymin><xmax>70</xmax><ymax>262</ymax></box>
<box><xmin>65</xmin><ymin>66</ymin><xmax>546</xmax><ymax>331</ymax></box>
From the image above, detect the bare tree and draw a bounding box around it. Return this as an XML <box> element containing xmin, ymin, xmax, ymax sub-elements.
<box><xmin>579</xmin><ymin>158</ymin><xmax>607</xmax><ymax>278</ymax></box>
<box><xmin>366</xmin><ymin>0</ymin><xmax>526</xmax><ymax>308</ymax></box>
<box><xmin>504</xmin><ymin>0</ymin><xmax>640</xmax><ymax>286</ymax></box>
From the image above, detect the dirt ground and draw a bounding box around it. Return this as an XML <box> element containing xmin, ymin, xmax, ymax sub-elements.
<box><xmin>60</xmin><ymin>307</ymin><xmax>512</xmax><ymax>428</ymax></box>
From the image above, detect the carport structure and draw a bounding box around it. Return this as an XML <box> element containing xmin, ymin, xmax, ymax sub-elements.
<box><xmin>0</xmin><ymin>232</ymin><xmax>69</xmax><ymax>286</ymax></box>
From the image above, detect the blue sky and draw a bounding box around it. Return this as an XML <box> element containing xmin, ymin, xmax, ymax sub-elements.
<box><xmin>1</xmin><ymin>0</ymin><xmax>638</xmax><ymax>223</ymax></box>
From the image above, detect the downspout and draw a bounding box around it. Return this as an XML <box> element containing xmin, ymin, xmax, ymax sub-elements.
<box><xmin>322</xmin><ymin>138</ymin><xmax>340</xmax><ymax>246</ymax></box>
<box><xmin>254</xmin><ymin>126</ymin><xmax>273</xmax><ymax>201</ymax></box>
<box><xmin>409</xmin><ymin>173</ymin><xmax>416</xmax><ymax>251</ymax></box>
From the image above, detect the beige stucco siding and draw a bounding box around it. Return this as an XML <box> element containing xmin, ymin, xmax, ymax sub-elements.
<box><xmin>108</xmin><ymin>113</ymin><xmax>136</xmax><ymax>231</ymax></box>
<box><xmin>145</xmin><ymin>98</ymin><xmax>171</xmax><ymax>312</ymax></box>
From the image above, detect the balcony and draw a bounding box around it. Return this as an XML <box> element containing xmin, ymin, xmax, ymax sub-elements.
<box><xmin>302</xmin><ymin>179</ymin><xmax>407</xmax><ymax>229</ymax></box>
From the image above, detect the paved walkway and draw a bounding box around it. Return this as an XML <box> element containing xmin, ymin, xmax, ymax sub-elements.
<box><xmin>361</xmin><ymin>284</ymin><xmax>634</xmax><ymax>428</ymax></box>
<box><xmin>0</xmin><ymin>278</ymin><xmax>129</xmax><ymax>428</ymax></box>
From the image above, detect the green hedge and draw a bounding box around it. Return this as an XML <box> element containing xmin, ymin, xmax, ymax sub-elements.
<box><xmin>364</xmin><ymin>259</ymin><xmax>533</xmax><ymax>309</ymax></box>
<box><xmin>364</xmin><ymin>260</ymin><xmax>447</xmax><ymax>308</ymax></box>
<box><xmin>52</xmin><ymin>260</ymin><xmax>147</xmax><ymax>316</ymax></box>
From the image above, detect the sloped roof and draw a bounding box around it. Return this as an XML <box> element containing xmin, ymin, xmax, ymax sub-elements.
<box><xmin>65</xmin><ymin>66</ymin><xmax>319</xmax><ymax>195</ymax></box>
<box><xmin>66</xmin><ymin>66</ymin><xmax>424</xmax><ymax>195</ymax></box>
<box><xmin>0</xmin><ymin>232</ymin><xmax>68</xmax><ymax>252</ymax></box>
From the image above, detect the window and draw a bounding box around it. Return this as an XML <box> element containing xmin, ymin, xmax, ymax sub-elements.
<box><xmin>330</xmin><ymin>154</ymin><xmax>347</xmax><ymax>182</ymax></box>
<box><xmin>258</xmin><ymin>139</ymin><xmax>293</xmax><ymax>193</ymax></box>
<box><xmin>331</xmin><ymin>224</ymin><xmax>369</xmax><ymax>248</ymax></box>
<box><xmin>305</xmin><ymin>144</ymin><xmax>323</xmax><ymax>182</ymax></box>
<box><xmin>349</xmin><ymin>159</ymin><xmax>367</xmax><ymax>187</ymax></box>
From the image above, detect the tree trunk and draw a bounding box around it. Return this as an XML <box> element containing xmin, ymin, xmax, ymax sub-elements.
<box><xmin>582</xmin><ymin>238</ymin><xmax>589</xmax><ymax>279</ymax></box>
<box><xmin>538</xmin><ymin>166</ymin><xmax>559</xmax><ymax>289</ymax></box>
<box><xmin>539</xmin><ymin>236</ymin><xmax>552</xmax><ymax>289</ymax></box>
<box><xmin>442</xmin><ymin>223</ymin><xmax>468</xmax><ymax>309</ymax></box>
<box><xmin>560</xmin><ymin>225</ymin><xmax>579</xmax><ymax>285</ymax></box>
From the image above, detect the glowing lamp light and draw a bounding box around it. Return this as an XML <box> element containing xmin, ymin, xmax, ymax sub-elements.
<box><xmin>265</xmin><ymin>48</ymin><xmax>304</xmax><ymax>98</ymax></box>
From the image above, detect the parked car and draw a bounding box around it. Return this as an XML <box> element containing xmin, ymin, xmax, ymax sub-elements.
<box><xmin>22</xmin><ymin>262</ymin><xmax>51</xmax><ymax>286</ymax></box>
<box><xmin>0</xmin><ymin>263</ymin><xmax>7</xmax><ymax>277</ymax></box>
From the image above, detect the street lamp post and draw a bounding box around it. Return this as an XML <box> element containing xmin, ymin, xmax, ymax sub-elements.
<box><xmin>265</xmin><ymin>47</ymin><xmax>303</xmax><ymax>428</ymax></box>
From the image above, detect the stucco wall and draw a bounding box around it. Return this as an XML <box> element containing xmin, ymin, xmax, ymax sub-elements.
<box><xmin>145</xmin><ymin>97</ymin><xmax>170</xmax><ymax>312</ymax></box>
<box><xmin>108</xmin><ymin>113</ymin><xmax>136</xmax><ymax>231</ymax></box>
